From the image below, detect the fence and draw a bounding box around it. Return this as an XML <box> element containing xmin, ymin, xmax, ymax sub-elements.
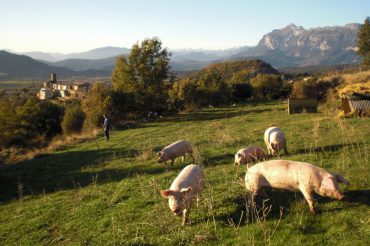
<box><xmin>288</xmin><ymin>98</ymin><xmax>318</xmax><ymax>114</ymax></box>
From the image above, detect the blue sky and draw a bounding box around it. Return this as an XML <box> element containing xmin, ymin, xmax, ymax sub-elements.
<box><xmin>0</xmin><ymin>0</ymin><xmax>369</xmax><ymax>53</ymax></box>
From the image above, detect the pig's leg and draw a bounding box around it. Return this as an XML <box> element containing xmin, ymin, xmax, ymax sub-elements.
<box><xmin>284</xmin><ymin>144</ymin><xmax>289</xmax><ymax>155</ymax></box>
<box><xmin>190</xmin><ymin>153</ymin><xmax>195</xmax><ymax>162</ymax></box>
<box><xmin>181</xmin><ymin>155</ymin><xmax>185</xmax><ymax>162</ymax></box>
<box><xmin>267</xmin><ymin>146</ymin><xmax>271</xmax><ymax>155</ymax></box>
<box><xmin>196</xmin><ymin>193</ymin><xmax>201</xmax><ymax>207</ymax></box>
<box><xmin>300</xmin><ymin>186</ymin><xmax>315</xmax><ymax>213</ymax></box>
<box><xmin>171</xmin><ymin>159</ymin><xmax>175</xmax><ymax>165</ymax></box>
<box><xmin>182</xmin><ymin>209</ymin><xmax>190</xmax><ymax>226</ymax></box>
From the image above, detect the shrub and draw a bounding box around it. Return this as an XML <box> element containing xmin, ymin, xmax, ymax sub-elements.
<box><xmin>231</xmin><ymin>83</ymin><xmax>254</xmax><ymax>102</ymax></box>
<box><xmin>62</xmin><ymin>104</ymin><xmax>86</xmax><ymax>135</ymax></box>
<box><xmin>250</xmin><ymin>74</ymin><xmax>291</xmax><ymax>99</ymax></box>
<box><xmin>291</xmin><ymin>77</ymin><xmax>340</xmax><ymax>102</ymax></box>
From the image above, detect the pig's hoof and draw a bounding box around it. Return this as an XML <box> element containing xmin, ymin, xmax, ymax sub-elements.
<box><xmin>182</xmin><ymin>222</ymin><xmax>191</xmax><ymax>226</ymax></box>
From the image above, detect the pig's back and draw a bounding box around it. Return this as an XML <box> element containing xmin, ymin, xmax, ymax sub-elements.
<box><xmin>248</xmin><ymin>160</ymin><xmax>324</xmax><ymax>190</ymax></box>
<box><xmin>170</xmin><ymin>164</ymin><xmax>204</xmax><ymax>190</ymax></box>
<box><xmin>264</xmin><ymin>127</ymin><xmax>282</xmax><ymax>143</ymax></box>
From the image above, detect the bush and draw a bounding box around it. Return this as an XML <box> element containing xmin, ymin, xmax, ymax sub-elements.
<box><xmin>250</xmin><ymin>74</ymin><xmax>291</xmax><ymax>99</ymax></box>
<box><xmin>231</xmin><ymin>83</ymin><xmax>253</xmax><ymax>102</ymax></box>
<box><xmin>62</xmin><ymin>104</ymin><xmax>85</xmax><ymax>135</ymax></box>
<box><xmin>291</xmin><ymin>77</ymin><xmax>340</xmax><ymax>102</ymax></box>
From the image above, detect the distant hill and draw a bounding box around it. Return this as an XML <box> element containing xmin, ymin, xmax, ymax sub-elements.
<box><xmin>21</xmin><ymin>46</ymin><xmax>130</xmax><ymax>62</ymax></box>
<box><xmin>0</xmin><ymin>51</ymin><xmax>110</xmax><ymax>80</ymax></box>
<box><xmin>232</xmin><ymin>23</ymin><xmax>361</xmax><ymax>68</ymax></box>
<box><xmin>65</xmin><ymin>46</ymin><xmax>130</xmax><ymax>60</ymax></box>
<box><xmin>43</xmin><ymin>56</ymin><xmax>117</xmax><ymax>71</ymax></box>
<box><xmin>188</xmin><ymin>59</ymin><xmax>279</xmax><ymax>81</ymax></box>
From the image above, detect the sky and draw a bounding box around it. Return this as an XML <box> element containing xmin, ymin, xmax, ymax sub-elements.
<box><xmin>0</xmin><ymin>0</ymin><xmax>369</xmax><ymax>53</ymax></box>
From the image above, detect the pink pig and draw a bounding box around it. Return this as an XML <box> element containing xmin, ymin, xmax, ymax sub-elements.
<box><xmin>157</xmin><ymin>140</ymin><xmax>194</xmax><ymax>165</ymax></box>
<box><xmin>245</xmin><ymin>160</ymin><xmax>349</xmax><ymax>213</ymax></box>
<box><xmin>160</xmin><ymin>164</ymin><xmax>205</xmax><ymax>225</ymax></box>
<box><xmin>234</xmin><ymin>146</ymin><xmax>266</xmax><ymax>165</ymax></box>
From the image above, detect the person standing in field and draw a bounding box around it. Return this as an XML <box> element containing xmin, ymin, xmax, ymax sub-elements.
<box><xmin>103</xmin><ymin>114</ymin><xmax>110</xmax><ymax>141</ymax></box>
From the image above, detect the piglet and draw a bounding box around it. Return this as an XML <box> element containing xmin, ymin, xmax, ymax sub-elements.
<box><xmin>234</xmin><ymin>146</ymin><xmax>266</xmax><ymax>166</ymax></box>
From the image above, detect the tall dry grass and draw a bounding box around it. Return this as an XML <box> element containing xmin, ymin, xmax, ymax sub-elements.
<box><xmin>1</xmin><ymin>130</ymin><xmax>99</xmax><ymax>165</ymax></box>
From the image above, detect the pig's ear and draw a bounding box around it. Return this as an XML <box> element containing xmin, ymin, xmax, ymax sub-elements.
<box><xmin>334</xmin><ymin>174</ymin><xmax>350</xmax><ymax>185</ymax></box>
<box><xmin>157</xmin><ymin>152</ymin><xmax>162</xmax><ymax>157</ymax></box>
<box><xmin>180</xmin><ymin>187</ymin><xmax>192</xmax><ymax>195</ymax></box>
<box><xmin>160</xmin><ymin>190</ymin><xmax>172</xmax><ymax>198</ymax></box>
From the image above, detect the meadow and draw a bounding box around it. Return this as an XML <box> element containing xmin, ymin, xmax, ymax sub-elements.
<box><xmin>0</xmin><ymin>101</ymin><xmax>369</xmax><ymax>245</ymax></box>
<box><xmin>0</xmin><ymin>80</ymin><xmax>39</xmax><ymax>91</ymax></box>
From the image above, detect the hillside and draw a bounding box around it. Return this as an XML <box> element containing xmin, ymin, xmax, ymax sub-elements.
<box><xmin>0</xmin><ymin>102</ymin><xmax>368</xmax><ymax>244</ymax></box>
<box><xmin>189</xmin><ymin>59</ymin><xmax>279</xmax><ymax>80</ymax></box>
<box><xmin>44</xmin><ymin>56</ymin><xmax>117</xmax><ymax>71</ymax></box>
<box><xmin>0</xmin><ymin>51</ymin><xmax>75</xmax><ymax>80</ymax></box>
<box><xmin>0</xmin><ymin>51</ymin><xmax>110</xmax><ymax>80</ymax></box>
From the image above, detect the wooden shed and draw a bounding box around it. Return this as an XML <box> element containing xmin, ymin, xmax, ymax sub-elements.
<box><xmin>341</xmin><ymin>93</ymin><xmax>370</xmax><ymax>115</ymax></box>
<box><xmin>288</xmin><ymin>98</ymin><xmax>318</xmax><ymax>114</ymax></box>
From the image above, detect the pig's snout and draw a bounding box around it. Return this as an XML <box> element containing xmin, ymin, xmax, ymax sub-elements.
<box><xmin>336</xmin><ymin>193</ymin><xmax>344</xmax><ymax>200</ymax></box>
<box><xmin>173</xmin><ymin>208</ymin><xmax>182</xmax><ymax>216</ymax></box>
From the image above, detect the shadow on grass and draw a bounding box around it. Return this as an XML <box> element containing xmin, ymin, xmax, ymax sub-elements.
<box><xmin>0</xmin><ymin>148</ymin><xmax>181</xmax><ymax>203</ymax></box>
<box><xmin>294</xmin><ymin>143</ymin><xmax>353</xmax><ymax>155</ymax></box>
<box><xmin>204</xmin><ymin>153</ymin><xmax>234</xmax><ymax>166</ymax></box>
<box><xmin>158</xmin><ymin>106</ymin><xmax>281</xmax><ymax>123</ymax></box>
<box><xmin>216</xmin><ymin>190</ymin><xmax>303</xmax><ymax>227</ymax></box>
<box><xmin>342</xmin><ymin>189</ymin><xmax>370</xmax><ymax>206</ymax></box>
<box><xmin>216</xmin><ymin>188</ymin><xmax>369</xmax><ymax>228</ymax></box>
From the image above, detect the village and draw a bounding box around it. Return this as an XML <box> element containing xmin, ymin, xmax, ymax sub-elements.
<box><xmin>37</xmin><ymin>73</ymin><xmax>90</xmax><ymax>100</ymax></box>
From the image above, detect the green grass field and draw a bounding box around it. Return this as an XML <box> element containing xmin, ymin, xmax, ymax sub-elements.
<box><xmin>0</xmin><ymin>80</ymin><xmax>38</xmax><ymax>90</ymax></box>
<box><xmin>0</xmin><ymin>102</ymin><xmax>369</xmax><ymax>245</ymax></box>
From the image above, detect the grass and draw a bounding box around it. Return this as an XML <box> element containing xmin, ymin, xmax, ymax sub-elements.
<box><xmin>0</xmin><ymin>80</ymin><xmax>39</xmax><ymax>90</ymax></box>
<box><xmin>0</xmin><ymin>101</ymin><xmax>369</xmax><ymax>245</ymax></box>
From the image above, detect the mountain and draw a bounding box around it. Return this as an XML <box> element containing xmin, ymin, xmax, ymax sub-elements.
<box><xmin>23</xmin><ymin>51</ymin><xmax>63</xmax><ymax>62</ymax></box>
<box><xmin>0</xmin><ymin>51</ymin><xmax>110</xmax><ymax>80</ymax></box>
<box><xmin>66</xmin><ymin>46</ymin><xmax>130</xmax><ymax>60</ymax></box>
<box><xmin>232</xmin><ymin>23</ymin><xmax>361</xmax><ymax>68</ymax></box>
<box><xmin>44</xmin><ymin>56</ymin><xmax>117</xmax><ymax>71</ymax></box>
<box><xmin>22</xmin><ymin>46</ymin><xmax>130</xmax><ymax>62</ymax></box>
<box><xmin>171</xmin><ymin>46</ymin><xmax>252</xmax><ymax>61</ymax></box>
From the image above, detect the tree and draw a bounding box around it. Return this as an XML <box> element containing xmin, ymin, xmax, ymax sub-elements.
<box><xmin>112</xmin><ymin>37</ymin><xmax>171</xmax><ymax>112</ymax></box>
<box><xmin>250</xmin><ymin>74</ymin><xmax>290</xmax><ymax>99</ymax></box>
<box><xmin>82</xmin><ymin>82</ymin><xmax>112</xmax><ymax>129</ymax></box>
<box><xmin>357</xmin><ymin>17</ymin><xmax>370</xmax><ymax>66</ymax></box>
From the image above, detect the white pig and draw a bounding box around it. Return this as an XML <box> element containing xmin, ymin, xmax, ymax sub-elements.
<box><xmin>160</xmin><ymin>164</ymin><xmax>205</xmax><ymax>225</ymax></box>
<box><xmin>157</xmin><ymin>140</ymin><xmax>194</xmax><ymax>165</ymax></box>
<box><xmin>264</xmin><ymin>127</ymin><xmax>288</xmax><ymax>156</ymax></box>
<box><xmin>234</xmin><ymin>146</ymin><xmax>266</xmax><ymax>165</ymax></box>
<box><xmin>245</xmin><ymin>160</ymin><xmax>349</xmax><ymax>213</ymax></box>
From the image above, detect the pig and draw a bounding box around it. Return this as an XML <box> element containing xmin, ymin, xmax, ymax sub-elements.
<box><xmin>264</xmin><ymin>127</ymin><xmax>288</xmax><ymax>156</ymax></box>
<box><xmin>234</xmin><ymin>146</ymin><xmax>266</xmax><ymax>166</ymax></box>
<box><xmin>160</xmin><ymin>164</ymin><xmax>205</xmax><ymax>225</ymax></box>
<box><xmin>245</xmin><ymin>160</ymin><xmax>349</xmax><ymax>213</ymax></box>
<box><xmin>157</xmin><ymin>140</ymin><xmax>194</xmax><ymax>165</ymax></box>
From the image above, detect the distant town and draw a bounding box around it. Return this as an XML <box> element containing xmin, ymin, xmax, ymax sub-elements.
<box><xmin>37</xmin><ymin>73</ymin><xmax>90</xmax><ymax>100</ymax></box>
